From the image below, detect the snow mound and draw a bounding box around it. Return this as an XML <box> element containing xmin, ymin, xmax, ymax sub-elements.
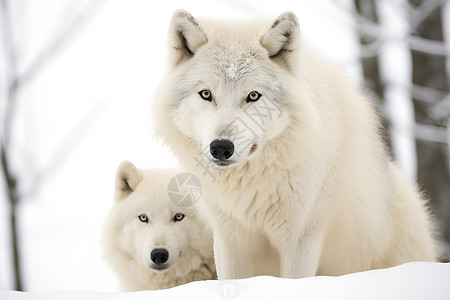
<box><xmin>2</xmin><ymin>262</ymin><xmax>449</xmax><ymax>300</ymax></box>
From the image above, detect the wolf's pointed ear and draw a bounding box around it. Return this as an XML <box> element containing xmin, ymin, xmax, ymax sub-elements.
<box><xmin>168</xmin><ymin>10</ymin><xmax>208</xmax><ymax>66</ymax></box>
<box><xmin>261</xmin><ymin>12</ymin><xmax>300</xmax><ymax>69</ymax></box>
<box><xmin>115</xmin><ymin>161</ymin><xmax>143</xmax><ymax>201</ymax></box>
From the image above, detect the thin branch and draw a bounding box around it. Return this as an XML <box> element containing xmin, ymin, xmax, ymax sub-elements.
<box><xmin>410</xmin><ymin>0</ymin><xmax>443</xmax><ymax>31</ymax></box>
<box><xmin>359</xmin><ymin>37</ymin><xmax>384</xmax><ymax>58</ymax></box>
<box><xmin>0</xmin><ymin>142</ymin><xmax>21</xmax><ymax>291</ymax></box>
<box><xmin>1</xmin><ymin>0</ymin><xmax>19</xmax><ymax>147</ymax></box>
<box><xmin>409</xmin><ymin>35</ymin><xmax>449</xmax><ymax>56</ymax></box>
<box><xmin>354</xmin><ymin>12</ymin><xmax>382</xmax><ymax>38</ymax></box>
<box><xmin>430</xmin><ymin>93</ymin><xmax>450</xmax><ymax>120</ymax></box>
<box><xmin>412</xmin><ymin>84</ymin><xmax>448</xmax><ymax>104</ymax></box>
<box><xmin>0</xmin><ymin>0</ymin><xmax>106</xmax><ymax>290</ymax></box>
<box><xmin>415</xmin><ymin>123</ymin><xmax>448</xmax><ymax>144</ymax></box>
<box><xmin>381</xmin><ymin>118</ymin><xmax>448</xmax><ymax>144</ymax></box>
<box><xmin>333</xmin><ymin>0</ymin><xmax>382</xmax><ymax>37</ymax></box>
<box><xmin>1</xmin><ymin>0</ymin><xmax>23</xmax><ymax>291</ymax></box>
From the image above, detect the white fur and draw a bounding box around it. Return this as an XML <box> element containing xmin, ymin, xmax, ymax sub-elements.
<box><xmin>152</xmin><ymin>10</ymin><xmax>439</xmax><ymax>280</ymax></box>
<box><xmin>102</xmin><ymin>161</ymin><xmax>216</xmax><ymax>291</ymax></box>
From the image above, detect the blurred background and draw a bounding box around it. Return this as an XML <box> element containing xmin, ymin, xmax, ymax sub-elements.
<box><xmin>0</xmin><ymin>0</ymin><xmax>449</xmax><ymax>292</ymax></box>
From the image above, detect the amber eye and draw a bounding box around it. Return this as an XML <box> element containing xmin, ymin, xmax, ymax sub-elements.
<box><xmin>199</xmin><ymin>89</ymin><xmax>212</xmax><ymax>101</ymax></box>
<box><xmin>247</xmin><ymin>91</ymin><xmax>261</xmax><ymax>102</ymax></box>
<box><xmin>173</xmin><ymin>213</ymin><xmax>185</xmax><ymax>222</ymax></box>
<box><xmin>138</xmin><ymin>214</ymin><xmax>148</xmax><ymax>223</ymax></box>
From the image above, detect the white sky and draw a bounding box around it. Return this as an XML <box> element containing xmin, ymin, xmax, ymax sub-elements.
<box><xmin>0</xmin><ymin>0</ymin><xmax>362</xmax><ymax>292</ymax></box>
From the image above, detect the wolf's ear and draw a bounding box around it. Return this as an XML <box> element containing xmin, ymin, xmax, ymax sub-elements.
<box><xmin>115</xmin><ymin>161</ymin><xmax>143</xmax><ymax>201</ymax></box>
<box><xmin>168</xmin><ymin>10</ymin><xmax>208</xmax><ymax>66</ymax></box>
<box><xmin>261</xmin><ymin>12</ymin><xmax>300</xmax><ymax>69</ymax></box>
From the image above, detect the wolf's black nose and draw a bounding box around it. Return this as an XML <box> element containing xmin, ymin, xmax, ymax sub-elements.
<box><xmin>151</xmin><ymin>248</ymin><xmax>169</xmax><ymax>264</ymax></box>
<box><xmin>210</xmin><ymin>139</ymin><xmax>234</xmax><ymax>160</ymax></box>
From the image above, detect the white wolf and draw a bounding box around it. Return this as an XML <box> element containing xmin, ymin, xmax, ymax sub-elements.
<box><xmin>152</xmin><ymin>10</ymin><xmax>438</xmax><ymax>280</ymax></box>
<box><xmin>102</xmin><ymin>161</ymin><xmax>216</xmax><ymax>290</ymax></box>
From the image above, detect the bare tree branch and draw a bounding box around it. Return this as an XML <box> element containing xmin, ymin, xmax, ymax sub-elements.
<box><xmin>359</xmin><ymin>37</ymin><xmax>384</xmax><ymax>58</ymax></box>
<box><xmin>0</xmin><ymin>144</ymin><xmax>21</xmax><ymax>290</ymax></box>
<box><xmin>0</xmin><ymin>0</ymin><xmax>106</xmax><ymax>290</ymax></box>
<box><xmin>412</xmin><ymin>84</ymin><xmax>448</xmax><ymax>103</ymax></box>
<box><xmin>410</xmin><ymin>0</ymin><xmax>443</xmax><ymax>31</ymax></box>
<box><xmin>1</xmin><ymin>0</ymin><xmax>23</xmax><ymax>290</ymax></box>
<box><xmin>430</xmin><ymin>94</ymin><xmax>450</xmax><ymax>120</ymax></box>
<box><xmin>415</xmin><ymin>123</ymin><xmax>448</xmax><ymax>144</ymax></box>
<box><xmin>409</xmin><ymin>35</ymin><xmax>449</xmax><ymax>56</ymax></box>
<box><xmin>1</xmin><ymin>0</ymin><xmax>19</xmax><ymax>147</ymax></box>
<box><xmin>333</xmin><ymin>0</ymin><xmax>382</xmax><ymax>37</ymax></box>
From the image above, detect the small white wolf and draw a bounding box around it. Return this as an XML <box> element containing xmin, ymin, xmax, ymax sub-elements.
<box><xmin>102</xmin><ymin>161</ymin><xmax>216</xmax><ymax>290</ymax></box>
<box><xmin>152</xmin><ymin>10</ymin><xmax>438</xmax><ymax>280</ymax></box>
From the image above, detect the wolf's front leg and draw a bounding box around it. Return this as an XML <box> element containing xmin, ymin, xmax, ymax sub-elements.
<box><xmin>279</xmin><ymin>231</ymin><xmax>324</xmax><ymax>278</ymax></box>
<box><xmin>214</xmin><ymin>236</ymin><xmax>254</xmax><ymax>279</ymax></box>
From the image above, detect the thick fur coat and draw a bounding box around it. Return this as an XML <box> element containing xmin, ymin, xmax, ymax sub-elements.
<box><xmin>152</xmin><ymin>10</ymin><xmax>438</xmax><ymax>280</ymax></box>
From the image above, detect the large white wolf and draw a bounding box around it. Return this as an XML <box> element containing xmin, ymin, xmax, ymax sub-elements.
<box><xmin>102</xmin><ymin>161</ymin><xmax>216</xmax><ymax>290</ymax></box>
<box><xmin>152</xmin><ymin>10</ymin><xmax>438</xmax><ymax>280</ymax></box>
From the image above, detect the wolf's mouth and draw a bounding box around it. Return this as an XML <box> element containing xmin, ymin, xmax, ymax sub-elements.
<box><xmin>211</xmin><ymin>159</ymin><xmax>235</xmax><ymax>168</ymax></box>
<box><xmin>149</xmin><ymin>264</ymin><xmax>170</xmax><ymax>272</ymax></box>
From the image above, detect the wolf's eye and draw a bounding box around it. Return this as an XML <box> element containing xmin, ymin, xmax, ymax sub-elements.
<box><xmin>138</xmin><ymin>214</ymin><xmax>148</xmax><ymax>223</ymax></box>
<box><xmin>173</xmin><ymin>213</ymin><xmax>185</xmax><ymax>222</ymax></box>
<box><xmin>199</xmin><ymin>89</ymin><xmax>212</xmax><ymax>101</ymax></box>
<box><xmin>247</xmin><ymin>91</ymin><xmax>261</xmax><ymax>102</ymax></box>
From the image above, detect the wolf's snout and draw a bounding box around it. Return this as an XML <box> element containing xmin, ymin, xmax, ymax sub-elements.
<box><xmin>151</xmin><ymin>248</ymin><xmax>169</xmax><ymax>264</ymax></box>
<box><xmin>210</xmin><ymin>139</ymin><xmax>234</xmax><ymax>160</ymax></box>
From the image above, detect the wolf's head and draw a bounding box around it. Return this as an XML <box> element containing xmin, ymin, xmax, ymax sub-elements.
<box><xmin>103</xmin><ymin>161</ymin><xmax>214</xmax><ymax>286</ymax></box>
<box><xmin>154</xmin><ymin>11</ymin><xmax>307</xmax><ymax>170</ymax></box>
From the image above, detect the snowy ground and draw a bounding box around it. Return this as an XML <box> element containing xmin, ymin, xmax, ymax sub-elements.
<box><xmin>1</xmin><ymin>263</ymin><xmax>450</xmax><ymax>300</ymax></box>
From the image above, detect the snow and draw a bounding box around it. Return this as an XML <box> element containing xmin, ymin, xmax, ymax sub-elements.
<box><xmin>1</xmin><ymin>263</ymin><xmax>450</xmax><ymax>299</ymax></box>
